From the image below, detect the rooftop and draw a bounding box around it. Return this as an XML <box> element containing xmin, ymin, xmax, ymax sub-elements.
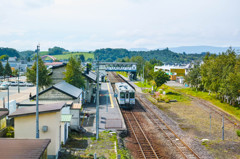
<box><xmin>0</xmin><ymin>108</ymin><xmax>9</xmax><ymax>118</ymax></box>
<box><xmin>9</xmin><ymin>102</ymin><xmax>65</xmax><ymax>118</ymax></box>
<box><xmin>30</xmin><ymin>81</ymin><xmax>82</xmax><ymax>100</ymax></box>
<box><xmin>0</xmin><ymin>138</ymin><xmax>50</xmax><ymax>159</ymax></box>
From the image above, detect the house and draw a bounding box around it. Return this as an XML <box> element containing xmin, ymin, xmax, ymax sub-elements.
<box><xmin>48</xmin><ymin>63</ymin><xmax>67</xmax><ymax>85</ymax></box>
<box><xmin>0</xmin><ymin>138</ymin><xmax>50</xmax><ymax>159</ymax></box>
<box><xmin>0</xmin><ymin>108</ymin><xmax>8</xmax><ymax>136</ymax></box>
<box><xmin>28</xmin><ymin>81</ymin><xmax>83</xmax><ymax>129</ymax></box>
<box><xmin>9</xmin><ymin>103</ymin><xmax>67</xmax><ymax>159</ymax></box>
<box><xmin>154</xmin><ymin>64</ymin><xmax>191</xmax><ymax>80</ymax></box>
<box><xmin>30</xmin><ymin>81</ymin><xmax>83</xmax><ymax>102</ymax></box>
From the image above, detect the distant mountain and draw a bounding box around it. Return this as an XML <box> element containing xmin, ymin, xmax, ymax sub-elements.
<box><xmin>168</xmin><ymin>46</ymin><xmax>240</xmax><ymax>54</ymax></box>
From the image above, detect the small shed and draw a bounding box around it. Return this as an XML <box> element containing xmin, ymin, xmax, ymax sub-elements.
<box><xmin>9</xmin><ymin>103</ymin><xmax>66</xmax><ymax>159</ymax></box>
<box><xmin>0</xmin><ymin>138</ymin><xmax>50</xmax><ymax>159</ymax></box>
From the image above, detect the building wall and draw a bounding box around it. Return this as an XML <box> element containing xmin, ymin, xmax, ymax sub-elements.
<box><xmin>38</xmin><ymin>88</ymin><xmax>73</xmax><ymax>100</ymax></box>
<box><xmin>170</xmin><ymin>68</ymin><xmax>185</xmax><ymax>76</ymax></box>
<box><xmin>51</xmin><ymin>67</ymin><xmax>66</xmax><ymax>85</ymax></box>
<box><xmin>70</xmin><ymin>109</ymin><xmax>80</xmax><ymax>126</ymax></box>
<box><xmin>14</xmin><ymin>112</ymin><xmax>61</xmax><ymax>157</ymax></box>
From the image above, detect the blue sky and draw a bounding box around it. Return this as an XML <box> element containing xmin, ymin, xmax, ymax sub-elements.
<box><xmin>0</xmin><ymin>0</ymin><xmax>239</xmax><ymax>51</ymax></box>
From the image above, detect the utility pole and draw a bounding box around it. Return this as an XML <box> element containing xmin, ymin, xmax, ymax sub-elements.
<box><xmin>96</xmin><ymin>59</ymin><xmax>100</xmax><ymax>140</ymax></box>
<box><xmin>36</xmin><ymin>44</ymin><xmax>40</xmax><ymax>139</ymax></box>
<box><xmin>209</xmin><ymin>113</ymin><xmax>211</xmax><ymax>138</ymax></box>
<box><xmin>222</xmin><ymin>115</ymin><xmax>224</xmax><ymax>140</ymax></box>
<box><xmin>7</xmin><ymin>85</ymin><xmax>9</xmax><ymax>111</ymax></box>
<box><xmin>18</xmin><ymin>65</ymin><xmax>20</xmax><ymax>93</ymax></box>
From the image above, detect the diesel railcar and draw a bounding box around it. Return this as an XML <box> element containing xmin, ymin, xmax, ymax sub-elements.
<box><xmin>115</xmin><ymin>82</ymin><xmax>135</xmax><ymax>109</ymax></box>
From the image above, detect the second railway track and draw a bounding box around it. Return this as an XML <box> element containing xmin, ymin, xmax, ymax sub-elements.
<box><xmin>108</xmin><ymin>72</ymin><xmax>200</xmax><ymax>159</ymax></box>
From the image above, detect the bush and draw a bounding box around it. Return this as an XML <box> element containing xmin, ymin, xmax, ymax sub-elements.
<box><xmin>165</xmin><ymin>98</ymin><xmax>170</xmax><ymax>103</ymax></box>
<box><xmin>5</xmin><ymin>126</ymin><xmax>14</xmax><ymax>138</ymax></box>
<box><xmin>237</xmin><ymin>130</ymin><xmax>240</xmax><ymax>137</ymax></box>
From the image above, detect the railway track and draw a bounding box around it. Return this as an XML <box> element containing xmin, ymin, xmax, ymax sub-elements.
<box><xmin>108</xmin><ymin>72</ymin><xmax>200</xmax><ymax>159</ymax></box>
<box><xmin>136</xmin><ymin>95</ymin><xmax>200</xmax><ymax>159</ymax></box>
<box><xmin>122</xmin><ymin>109</ymin><xmax>161</xmax><ymax>159</ymax></box>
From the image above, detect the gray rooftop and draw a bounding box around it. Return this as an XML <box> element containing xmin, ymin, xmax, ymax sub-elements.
<box><xmin>54</xmin><ymin>81</ymin><xmax>82</xmax><ymax>98</ymax></box>
<box><xmin>9</xmin><ymin>102</ymin><xmax>65</xmax><ymax>118</ymax></box>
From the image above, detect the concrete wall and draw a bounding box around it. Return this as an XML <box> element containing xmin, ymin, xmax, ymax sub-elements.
<box><xmin>38</xmin><ymin>88</ymin><xmax>73</xmax><ymax>100</ymax></box>
<box><xmin>14</xmin><ymin>112</ymin><xmax>62</xmax><ymax>157</ymax></box>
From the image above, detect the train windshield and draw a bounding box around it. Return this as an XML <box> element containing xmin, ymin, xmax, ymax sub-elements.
<box><xmin>130</xmin><ymin>92</ymin><xmax>135</xmax><ymax>98</ymax></box>
<box><xmin>120</xmin><ymin>92</ymin><xmax>125</xmax><ymax>98</ymax></box>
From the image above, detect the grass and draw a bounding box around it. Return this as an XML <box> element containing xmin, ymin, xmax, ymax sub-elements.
<box><xmin>53</xmin><ymin>52</ymin><xmax>94</xmax><ymax>60</ymax></box>
<box><xmin>62</xmin><ymin>131</ymin><xmax>118</xmax><ymax>159</ymax></box>
<box><xmin>40</xmin><ymin>51</ymin><xmax>94</xmax><ymax>61</ymax></box>
<box><xmin>117</xmin><ymin>72</ymin><xmax>128</xmax><ymax>78</ymax></box>
<box><xmin>177</xmin><ymin>87</ymin><xmax>240</xmax><ymax>121</ymax></box>
<box><xmin>134</xmin><ymin>81</ymin><xmax>152</xmax><ymax>88</ymax></box>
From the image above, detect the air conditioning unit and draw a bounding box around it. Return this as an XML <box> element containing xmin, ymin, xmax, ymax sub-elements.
<box><xmin>42</xmin><ymin>126</ymin><xmax>48</xmax><ymax>132</ymax></box>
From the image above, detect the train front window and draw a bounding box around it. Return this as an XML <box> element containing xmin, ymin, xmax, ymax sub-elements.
<box><xmin>126</xmin><ymin>93</ymin><xmax>129</xmax><ymax>98</ymax></box>
<box><xmin>120</xmin><ymin>92</ymin><xmax>125</xmax><ymax>98</ymax></box>
<box><xmin>130</xmin><ymin>92</ymin><xmax>134</xmax><ymax>98</ymax></box>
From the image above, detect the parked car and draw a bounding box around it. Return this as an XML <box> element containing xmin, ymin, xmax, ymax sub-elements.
<box><xmin>19</xmin><ymin>81</ymin><xmax>26</xmax><ymax>87</ymax></box>
<box><xmin>0</xmin><ymin>84</ymin><xmax>8</xmax><ymax>90</ymax></box>
<box><xmin>2</xmin><ymin>81</ymin><xmax>10</xmax><ymax>86</ymax></box>
<box><xmin>10</xmin><ymin>81</ymin><xmax>18</xmax><ymax>86</ymax></box>
<box><xmin>26</xmin><ymin>82</ymin><xmax>34</xmax><ymax>87</ymax></box>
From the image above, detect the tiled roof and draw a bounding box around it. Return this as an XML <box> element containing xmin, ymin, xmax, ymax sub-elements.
<box><xmin>54</xmin><ymin>81</ymin><xmax>82</xmax><ymax>98</ymax></box>
<box><xmin>0</xmin><ymin>108</ymin><xmax>8</xmax><ymax>118</ymax></box>
<box><xmin>9</xmin><ymin>102</ymin><xmax>65</xmax><ymax>118</ymax></box>
<box><xmin>0</xmin><ymin>138</ymin><xmax>50</xmax><ymax>159</ymax></box>
<box><xmin>61</xmin><ymin>114</ymin><xmax>72</xmax><ymax>122</ymax></box>
<box><xmin>30</xmin><ymin>81</ymin><xmax>82</xmax><ymax>100</ymax></box>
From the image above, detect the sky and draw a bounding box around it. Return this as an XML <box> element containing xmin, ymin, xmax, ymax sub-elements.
<box><xmin>0</xmin><ymin>0</ymin><xmax>240</xmax><ymax>51</ymax></box>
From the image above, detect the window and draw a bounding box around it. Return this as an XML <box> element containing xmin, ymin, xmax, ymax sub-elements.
<box><xmin>126</xmin><ymin>93</ymin><xmax>129</xmax><ymax>98</ymax></box>
<box><xmin>120</xmin><ymin>92</ymin><xmax>125</xmax><ymax>98</ymax></box>
<box><xmin>130</xmin><ymin>92</ymin><xmax>135</xmax><ymax>98</ymax></box>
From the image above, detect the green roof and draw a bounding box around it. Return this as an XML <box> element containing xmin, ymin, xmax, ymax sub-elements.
<box><xmin>61</xmin><ymin>114</ymin><xmax>72</xmax><ymax>122</ymax></box>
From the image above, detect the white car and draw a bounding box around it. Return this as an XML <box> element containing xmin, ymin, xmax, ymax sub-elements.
<box><xmin>19</xmin><ymin>81</ymin><xmax>26</xmax><ymax>87</ymax></box>
<box><xmin>10</xmin><ymin>81</ymin><xmax>18</xmax><ymax>86</ymax></box>
<box><xmin>26</xmin><ymin>82</ymin><xmax>34</xmax><ymax>87</ymax></box>
<box><xmin>0</xmin><ymin>84</ymin><xmax>8</xmax><ymax>90</ymax></box>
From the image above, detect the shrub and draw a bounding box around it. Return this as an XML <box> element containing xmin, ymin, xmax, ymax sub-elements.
<box><xmin>237</xmin><ymin>130</ymin><xmax>240</xmax><ymax>137</ymax></box>
<box><xmin>165</xmin><ymin>98</ymin><xmax>170</xmax><ymax>103</ymax></box>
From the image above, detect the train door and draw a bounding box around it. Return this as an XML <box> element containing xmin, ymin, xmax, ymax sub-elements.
<box><xmin>125</xmin><ymin>91</ymin><xmax>130</xmax><ymax>104</ymax></box>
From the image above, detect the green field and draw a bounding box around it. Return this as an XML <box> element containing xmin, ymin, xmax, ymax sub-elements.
<box><xmin>40</xmin><ymin>51</ymin><xmax>94</xmax><ymax>61</ymax></box>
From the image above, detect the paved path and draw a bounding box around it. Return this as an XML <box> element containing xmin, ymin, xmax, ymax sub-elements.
<box><xmin>82</xmin><ymin>82</ymin><xmax>126</xmax><ymax>133</ymax></box>
<box><xmin>0</xmin><ymin>87</ymin><xmax>36</xmax><ymax>108</ymax></box>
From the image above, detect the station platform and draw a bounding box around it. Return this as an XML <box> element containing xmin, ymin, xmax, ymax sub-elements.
<box><xmin>81</xmin><ymin>82</ymin><xmax>127</xmax><ymax>134</ymax></box>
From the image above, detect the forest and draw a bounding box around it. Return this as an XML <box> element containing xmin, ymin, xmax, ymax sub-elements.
<box><xmin>184</xmin><ymin>48</ymin><xmax>240</xmax><ymax>106</ymax></box>
<box><xmin>94</xmin><ymin>48</ymin><xmax>206</xmax><ymax>64</ymax></box>
<box><xmin>0</xmin><ymin>47</ymin><xmax>20</xmax><ymax>58</ymax></box>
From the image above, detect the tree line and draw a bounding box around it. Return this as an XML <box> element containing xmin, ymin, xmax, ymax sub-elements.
<box><xmin>0</xmin><ymin>48</ymin><xmax>20</xmax><ymax>58</ymax></box>
<box><xmin>94</xmin><ymin>48</ymin><xmax>206</xmax><ymax>64</ymax></box>
<box><xmin>184</xmin><ymin>48</ymin><xmax>240</xmax><ymax>106</ymax></box>
<box><xmin>0</xmin><ymin>61</ymin><xmax>13</xmax><ymax>77</ymax></box>
<box><xmin>26</xmin><ymin>56</ymin><xmax>85</xmax><ymax>89</ymax></box>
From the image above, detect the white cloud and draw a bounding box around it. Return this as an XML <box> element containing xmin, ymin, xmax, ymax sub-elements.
<box><xmin>0</xmin><ymin>0</ymin><xmax>239</xmax><ymax>51</ymax></box>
